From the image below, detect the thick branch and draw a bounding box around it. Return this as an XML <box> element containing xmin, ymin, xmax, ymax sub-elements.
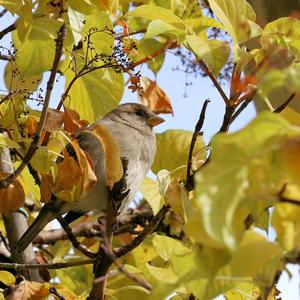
<box><xmin>0</xmin><ymin>24</ymin><xmax>66</xmax><ymax>189</ymax></box>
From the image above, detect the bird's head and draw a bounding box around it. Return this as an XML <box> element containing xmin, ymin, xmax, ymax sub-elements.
<box><xmin>108</xmin><ymin>103</ymin><xmax>165</xmax><ymax>131</ymax></box>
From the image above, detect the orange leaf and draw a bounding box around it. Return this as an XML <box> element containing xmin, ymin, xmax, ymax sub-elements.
<box><xmin>89</xmin><ymin>124</ymin><xmax>123</xmax><ymax>189</ymax></box>
<box><xmin>24</xmin><ymin>116</ymin><xmax>38</xmax><ymax>137</ymax></box>
<box><xmin>63</xmin><ymin>108</ymin><xmax>89</xmax><ymax>135</ymax></box>
<box><xmin>53</xmin><ymin>146</ymin><xmax>83</xmax><ymax>201</ymax></box>
<box><xmin>117</xmin><ymin>19</ymin><xmax>129</xmax><ymax>36</ymax></box>
<box><xmin>0</xmin><ymin>173</ymin><xmax>25</xmax><ymax>214</ymax></box>
<box><xmin>53</xmin><ymin>141</ymin><xmax>97</xmax><ymax>201</ymax></box>
<box><xmin>44</xmin><ymin>108</ymin><xmax>64</xmax><ymax>132</ymax></box>
<box><xmin>40</xmin><ymin>172</ymin><xmax>53</xmax><ymax>203</ymax></box>
<box><xmin>4</xmin><ymin>279</ymin><xmax>50</xmax><ymax>300</ymax></box>
<box><xmin>139</xmin><ymin>77</ymin><xmax>174</xmax><ymax>115</ymax></box>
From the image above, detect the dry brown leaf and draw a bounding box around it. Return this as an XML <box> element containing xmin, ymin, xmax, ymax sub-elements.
<box><xmin>0</xmin><ymin>173</ymin><xmax>25</xmax><ymax>214</ymax></box>
<box><xmin>53</xmin><ymin>146</ymin><xmax>83</xmax><ymax>202</ymax></box>
<box><xmin>53</xmin><ymin>141</ymin><xmax>97</xmax><ymax>202</ymax></box>
<box><xmin>40</xmin><ymin>172</ymin><xmax>53</xmax><ymax>203</ymax></box>
<box><xmin>63</xmin><ymin>107</ymin><xmax>89</xmax><ymax>135</ymax></box>
<box><xmin>70</xmin><ymin>140</ymin><xmax>97</xmax><ymax>198</ymax></box>
<box><xmin>139</xmin><ymin>76</ymin><xmax>173</xmax><ymax>115</ymax></box>
<box><xmin>4</xmin><ymin>278</ymin><xmax>50</xmax><ymax>300</ymax></box>
<box><xmin>44</xmin><ymin>108</ymin><xmax>64</xmax><ymax>132</ymax></box>
<box><xmin>89</xmin><ymin>124</ymin><xmax>123</xmax><ymax>189</ymax></box>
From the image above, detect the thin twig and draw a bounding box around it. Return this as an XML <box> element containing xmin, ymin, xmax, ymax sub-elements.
<box><xmin>198</xmin><ymin>59</ymin><xmax>229</xmax><ymax>106</ymax></box>
<box><xmin>54</xmin><ymin>213</ymin><xmax>96</xmax><ymax>259</ymax></box>
<box><xmin>0</xmin><ymin>8</ymin><xmax>8</xmax><ymax>18</ymax></box>
<box><xmin>0</xmin><ymin>259</ymin><xmax>94</xmax><ymax>270</ymax></box>
<box><xmin>0</xmin><ymin>54</ymin><xmax>13</xmax><ymax>61</ymax></box>
<box><xmin>231</xmin><ymin>98</ymin><xmax>252</xmax><ymax>123</ymax></box>
<box><xmin>100</xmin><ymin>219</ymin><xmax>151</xmax><ymax>291</ymax></box>
<box><xmin>0</xmin><ymin>23</ymin><xmax>16</xmax><ymax>40</ymax></box>
<box><xmin>0</xmin><ymin>24</ymin><xmax>66</xmax><ymax>189</ymax></box>
<box><xmin>186</xmin><ymin>99</ymin><xmax>210</xmax><ymax>190</ymax></box>
<box><xmin>115</xmin><ymin>204</ymin><xmax>171</xmax><ymax>258</ymax></box>
<box><xmin>274</xmin><ymin>93</ymin><xmax>296</xmax><ymax>113</ymax></box>
<box><xmin>49</xmin><ymin>287</ymin><xmax>66</xmax><ymax>300</ymax></box>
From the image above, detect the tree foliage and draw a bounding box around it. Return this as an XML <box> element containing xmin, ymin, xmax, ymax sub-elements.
<box><xmin>0</xmin><ymin>0</ymin><xmax>300</xmax><ymax>299</ymax></box>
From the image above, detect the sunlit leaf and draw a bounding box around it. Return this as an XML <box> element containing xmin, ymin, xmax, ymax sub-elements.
<box><xmin>152</xmin><ymin>129</ymin><xmax>206</xmax><ymax>177</ymax></box>
<box><xmin>185</xmin><ymin>35</ymin><xmax>230</xmax><ymax>77</ymax></box>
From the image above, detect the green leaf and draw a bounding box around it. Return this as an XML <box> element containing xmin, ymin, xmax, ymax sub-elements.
<box><xmin>229</xmin><ymin>231</ymin><xmax>283</xmax><ymax>287</ymax></box>
<box><xmin>152</xmin><ymin>129</ymin><xmax>206</xmax><ymax>177</ymax></box>
<box><xmin>14</xmin><ymin>17</ymin><xmax>63</xmax><ymax>77</ymax></box>
<box><xmin>208</xmin><ymin>0</ymin><xmax>259</xmax><ymax>45</ymax></box>
<box><xmin>64</xmin><ymin>67</ymin><xmax>124</xmax><ymax>122</ymax></box>
<box><xmin>127</xmin><ymin>4</ymin><xmax>186</xmax><ymax>30</ymax></box>
<box><xmin>82</xmin><ymin>12</ymin><xmax>114</xmax><ymax>56</ymax></box>
<box><xmin>134</xmin><ymin>38</ymin><xmax>165</xmax><ymax>74</ymax></box>
<box><xmin>194</xmin><ymin>112</ymin><xmax>300</xmax><ymax>249</ymax></box>
<box><xmin>30</xmin><ymin>146</ymin><xmax>53</xmax><ymax>174</ymax></box>
<box><xmin>185</xmin><ymin>35</ymin><xmax>230</xmax><ymax>77</ymax></box>
<box><xmin>141</xmin><ymin>177</ymin><xmax>164</xmax><ymax>214</ymax></box>
<box><xmin>184</xmin><ymin>16</ymin><xmax>223</xmax><ymax>34</ymax></box>
<box><xmin>144</xmin><ymin>20</ymin><xmax>186</xmax><ymax>40</ymax></box>
<box><xmin>152</xmin><ymin>235</ymin><xmax>190</xmax><ymax>261</ymax></box>
<box><xmin>0</xmin><ymin>0</ymin><xmax>23</xmax><ymax>13</ymax></box>
<box><xmin>67</xmin><ymin>7</ymin><xmax>85</xmax><ymax>46</ymax></box>
<box><xmin>15</xmin><ymin>1</ymin><xmax>33</xmax><ymax>42</ymax></box>
<box><xmin>146</xmin><ymin>264</ymin><xmax>178</xmax><ymax>284</ymax></box>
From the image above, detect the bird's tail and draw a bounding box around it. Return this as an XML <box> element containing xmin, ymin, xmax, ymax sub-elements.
<box><xmin>16</xmin><ymin>205</ymin><xmax>54</xmax><ymax>253</ymax></box>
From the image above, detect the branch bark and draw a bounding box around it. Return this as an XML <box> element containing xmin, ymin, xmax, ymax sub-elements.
<box><xmin>0</xmin><ymin>146</ymin><xmax>42</xmax><ymax>281</ymax></box>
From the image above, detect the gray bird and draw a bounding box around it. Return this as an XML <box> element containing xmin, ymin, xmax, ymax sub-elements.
<box><xmin>16</xmin><ymin>103</ymin><xmax>164</xmax><ymax>252</ymax></box>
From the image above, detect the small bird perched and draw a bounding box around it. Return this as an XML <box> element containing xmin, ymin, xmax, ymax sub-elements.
<box><xmin>16</xmin><ymin>103</ymin><xmax>164</xmax><ymax>252</ymax></box>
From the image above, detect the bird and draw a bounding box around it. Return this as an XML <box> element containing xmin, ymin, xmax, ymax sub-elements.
<box><xmin>16</xmin><ymin>103</ymin><xmax>164</xmax><ymax>252</ymax></box>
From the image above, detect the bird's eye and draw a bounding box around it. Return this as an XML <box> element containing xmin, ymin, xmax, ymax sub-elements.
<box><xmin>135</xmin><ymin>109</ymin><xmax>147</xmax><ymax>117</ymax></box>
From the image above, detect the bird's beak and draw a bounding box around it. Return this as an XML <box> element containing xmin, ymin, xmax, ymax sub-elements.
<box><xmin>147</xmin><ymin>114</ymin><xmax>165</xmax><ymax>127</ymax></box>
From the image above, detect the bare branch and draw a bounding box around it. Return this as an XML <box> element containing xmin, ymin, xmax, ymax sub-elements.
<box><xmin>274</xmin><ymin>93</ymin><xmax>296</xmax><ymax>113</ymax></box>
<box><xmin>198</xmin><ymin>59</ymin><xmax>229</xmax><ymax>106</ymax></box>
<box><xmin>0</xmin><ymin>23</ymin><xmax>16</xmax><ymax>40</ymax></box>
<box><xmin>53</xmin><ymin>212</ymin><xmax>96</xmax><ymax>259</ymax></box>
<box><xmin>186</xmin><ymin>99</ymin><xmax>210</xmax><ymax>190</ymax></box>
<box><xmin>115</xmin><ymin>204</ymin><xmax>171</xmax><ymax>258</ymax></box>
<box><xmin>0</xmin><ymin>259</ymin><xmax>94</xmax><ymax>270</ymax></box>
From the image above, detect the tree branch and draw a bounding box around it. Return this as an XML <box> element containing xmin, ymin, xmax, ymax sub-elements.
<box><xmin>115</xmin><ymin>204</ymin><xmax>171</xmax><ymax>258</ymax></box>
<box><xmin>53</xmin><ymin>212</ymin><xmax>96</xmax><ymax>259</ymax></box>
<box><xmin>0</xmin><ymin>23</ymin><xmax>16</xmax><ymax>40</ymax></box>
<box><xmin>0</xmin><ymin>24</ymin><xmax>66</xmax><ymax>189</ymax></box>
<box><xmin>0</xmin><ymin>259</ymin><xmax>94</xmax><ymax>270</ymax></box>
<box><xmin>274</xmin><ymin>93</ymin><xmax>296</xmax><ymax>113</ymax></box>
<box><xmin>198</xmin><ymin>59</ymin><xmax>229</xmax><ymax>106</ymax></box>
<box><xmin>185</xmin><ymin>99</ymin><xmax>209</xmax><ymax>190</ymax></box>
<box><xmin>219</xmin><ymin>105</ymin><xmax>235</xmax><ymax>133</ymax></box>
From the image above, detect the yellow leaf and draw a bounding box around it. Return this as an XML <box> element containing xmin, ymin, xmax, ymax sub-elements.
<box><xmin>0</xmin><ymin>173</ymin><xmax>25</xmax><ymax>214</ymax></box>
<box><xmin>165</xmin><ymin>181</ymin><xmax>186</xmax><ymax>216</ymax></box>
<box><xmin>89</xmin><ymin>124</ymin><xmax>123</xmax><ymax>189</ymax></box>
<box><xmin>141</xmin><ymin>177</ymin><xmax>164</xmax><ymax>214</ymax></box>
<box><xmin>0</xmin><ymin>271</ymin><xmax>15</xmax><ymax>286</ymax></box>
